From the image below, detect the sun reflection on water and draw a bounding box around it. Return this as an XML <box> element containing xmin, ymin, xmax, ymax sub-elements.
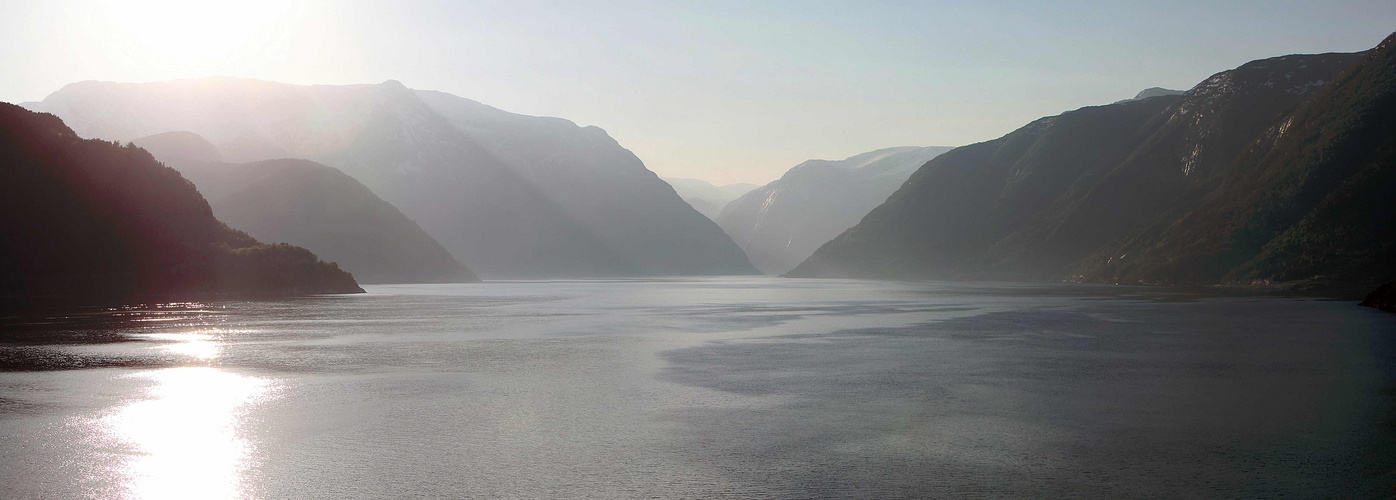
<box><xmin>139</xmin><ymin>332</ymin><xmax>222</xmax><ymax>359</ymax></box>
<box><xmin>103</xmin><ymin>367</ymin><xmax>269</xmax><ymax>500</ymax></box>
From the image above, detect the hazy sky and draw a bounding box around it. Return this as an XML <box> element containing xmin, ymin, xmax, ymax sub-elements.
<box><xmin>2</xmin><ymin>1</ymin><xmax>1393</xmax><ymax>184</ymax></box>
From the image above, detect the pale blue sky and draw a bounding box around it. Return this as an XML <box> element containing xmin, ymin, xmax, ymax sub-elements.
<box><xmin>2</xmin><ymin>0</ymin><xmax>1392</xmax><ymax>183</ymax></box>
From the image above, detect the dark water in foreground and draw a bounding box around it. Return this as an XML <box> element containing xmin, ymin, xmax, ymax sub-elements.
<box><xmin>1</xmin><ymin>278</ymin><xmax>1394</xmax><ymax>499</ymax></box>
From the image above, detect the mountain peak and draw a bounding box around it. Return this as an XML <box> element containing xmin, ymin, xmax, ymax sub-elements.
<box><xmin>1111</xmin><ymin>87</ymin><xmax>1185</xmax><ymax>104</ymax></box>
<box><xmin>1133</xmin><ymin>87</ymin><xmax>1185</xmax><ymax>100</ymax></box>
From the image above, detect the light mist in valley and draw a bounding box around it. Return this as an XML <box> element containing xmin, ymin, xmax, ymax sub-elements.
<box><xmin>2</xmin><ymin>3</ymin><xmax>1396</xmax><ymax>499</ymax></box>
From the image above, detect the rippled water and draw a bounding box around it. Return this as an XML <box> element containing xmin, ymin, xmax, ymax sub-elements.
<box><xmin>2</xmin><ymin>278</ymin><xmax>1394</xmax><ymax>498</ymax></box>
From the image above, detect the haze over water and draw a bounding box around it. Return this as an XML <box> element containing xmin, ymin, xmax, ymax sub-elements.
<box><xmin>2</xmin><ymin>278</ymin><xmax>1394</xmax><ymax>498</ymax></box>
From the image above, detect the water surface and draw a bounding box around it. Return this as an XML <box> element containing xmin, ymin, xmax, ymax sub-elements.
<box><xmin>2</xmin><ymin>278</ymin><xmax>1394</xmax><ymax>498</ymax></box>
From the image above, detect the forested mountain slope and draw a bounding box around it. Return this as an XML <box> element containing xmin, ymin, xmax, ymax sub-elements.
<box><xmin>789</xmin><ymin>37</ymin><xmax>1386</xmax><ymax>289</ymax></box>
<box><xmin>0</xmin><ymin>103</ymin><xmax>362</xmax><ymax>303</ymax></box>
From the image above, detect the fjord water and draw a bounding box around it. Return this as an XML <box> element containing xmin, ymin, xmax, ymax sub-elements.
<box><xmin>2</xmin><ymin>278</ymin><xmax>1394</xmax><ymax>498</ymax></box>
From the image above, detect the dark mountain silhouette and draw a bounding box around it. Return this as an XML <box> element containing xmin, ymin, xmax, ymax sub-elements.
<box><xmin>25</xmin><ymin>79</ymin><xmax>756</xmax><ymax>278</ymax></box>
<box><xmin>133</xmin><ymin>132</ymin><xmax>477</xmax><ymax>284</ymax></box>
<box><xmin>1360</xmin><ymin>283</ymin><xmax>1396</xmax><ymax>312</ymax></box>
<box><xmin>789</xmin><ymin>34</ymin><xmax>1392</xmax><ymax>290</ymax></box>
<box><xmin>662</xmin><ymin>178</ymin><xmax>759</xmax><ymax>219</ymax></box>
<box><xmin>0</xmin><ymin>103</ymin><xmax>362</xmax><ymax>304</ymax></box>
<box><xmin>716</xmin><ymin>146</ymin><xmax>952</xmax><ymax>275</ymax></box>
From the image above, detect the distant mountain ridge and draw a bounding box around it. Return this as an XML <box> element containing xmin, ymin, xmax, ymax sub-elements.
<box><xmin>718</xmin><ymin>146</ymin><xmax>952</xmax><ymax>275</ymax></box>
<box><xmin>24</xmin><ymin>78</ymin><xmax>756</xmax><ymax>278</ymax></box>
<box><xmin>0</xmin><ymin>103</ymin><xmax>362</xmax><ymax>303</ymax></box>
<box><xmin>1116</xmin><ymin>87</ymin><xmax>1186</xmax><ymax>103</ymax></box>
<box><xmin>1133</xmin><ymin>87</ymin><xmax>1185</xmax><ymax>99</ymax></box>
<box><xmin>789</xmin><ymin>35</ymin><xmax>1393</xmax><ymax>289</ymax></box>
<box><xmin>128</xmin><ymin>130</ymin><xmax>223</xmax><ymax>163</ymax></box>
<box><xmin>662</xmin><ymin>178</ymin><xmax>759</xmax><ymax>219</ymax></box>
<box><xmin>133</xmin><ymin>131</ymin><xmax>477</xmax><ymax>284</ymax></box>
<box><xmin>414</xmin><ymin>90</ymin><xmax>757</xmax><ymax>276</ymax></box>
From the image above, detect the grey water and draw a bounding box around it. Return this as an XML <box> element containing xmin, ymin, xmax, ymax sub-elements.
<box><xmin>1</xmin><ymin>278</ymin><xmax>1394</xmax><ymax>499</ymax></box>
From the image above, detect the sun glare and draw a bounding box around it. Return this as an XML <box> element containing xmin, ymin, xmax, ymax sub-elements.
<box><xmin>103</xmin><ymin>367</ymin><xmax>271</xmax><ymax>500</ymax></box>
<box><xmin>90</xmin><ymin>0</ymin><xmax>305</xmax><ymax>70</ymax></box>
<box><xmin>139</xmin><ymin>332</ymin><xmax>222</xmax><ymax>359</ymax></box>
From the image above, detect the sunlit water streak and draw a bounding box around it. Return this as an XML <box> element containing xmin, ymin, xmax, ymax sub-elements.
<box><xmin>136</xmin><ymin>332</ymin><xmax>221</xmax><ymax>360</ymax></box>
<box><xmin>86</xmin><ymin>325</ymin><xmax>271</xmax><ymax>500</ymax></box>
<box><xmin>102</xmin><ymin>367</ymin><xmax>268</xmax><ymax>500</ymax></box>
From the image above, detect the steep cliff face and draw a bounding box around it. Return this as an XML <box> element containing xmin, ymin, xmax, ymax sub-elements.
<box><xmin>416</xmin><ymin>90</ymin><xmax>757</xmax><ymax>276</ymax></box>
<box><xmin>295</xmin><ymin>83</ymin><xmax>635</xmax><ymax>278</ymax></box>
<box><xmin>788</xmin><ymin>97</ymin><xmax>1179</xmax><ymax>279</ymax></box>
<box><xmin>789</xmin><ymin>39</ymin><xmax>1383</xmax><ymax>287</ymax></box>
<box><xmin>988</xmin><ymin>51</ymin><xmax>1368</xmax><ymax>280</ymax></box>
<box><xmin>1079</xmin><ymin>35</ymin><xmax>1396</xmax><ymax>286</ymax></box>
<box><xmin>26</xmin><ymin>78</ymin><xmax>757</xmax><ymax>278</ymax></box>
<box><xmin>716</xmin><ymin>146</ymin><xmax>951</xmax><ymax>275</ymax></box>
<box><xmin>0</xmin><ymin>103</ymin><xmax>361</xmax><ymax>304</ymax></box>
